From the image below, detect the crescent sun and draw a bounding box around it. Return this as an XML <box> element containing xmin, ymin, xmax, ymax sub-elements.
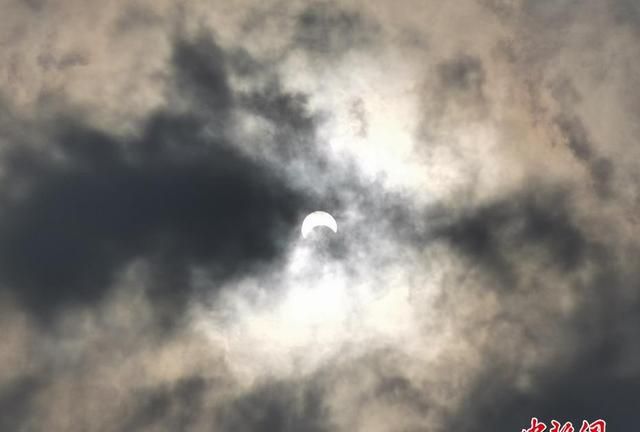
<box><xmin>301</xmin><ymin>211</ymin><xmax>338</xmax><ymax>239</ymax></box>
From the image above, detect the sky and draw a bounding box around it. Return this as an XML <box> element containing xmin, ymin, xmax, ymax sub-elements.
<box><xmin>0</xmin><ymin>0</ymin><xmax>639</xmax><ymax>431</ymax></box>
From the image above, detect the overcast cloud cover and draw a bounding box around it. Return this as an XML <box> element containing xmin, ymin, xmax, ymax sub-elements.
<box><xmin>0</xmin><ymin>0</ymin><xmax>639</xmax><ymax>430</ymax></box>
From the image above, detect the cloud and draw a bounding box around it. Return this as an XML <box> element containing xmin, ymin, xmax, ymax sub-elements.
<box><xmin>121</xmin><ymin>376</ymin><xmax>211</xmax><ymax>431</ymax></box>
<box><xmin>216</xmin><ymin>378</ymin><xmax>329</xmax><ymax>432</ymax></box>
<box><xmin>443</xmin><ymin>256</ymin><xmax>640</xmax><ymax>430</ymax></box>
<box><xmin>293</xmin><ymin>1</ymin><xmax>380</xmax><ymax>57</ymax></box>
<box><xmin>610</xmin><ymin>0</ymin><xmax>640</xmax><ymax>33</ymax></box>
<box><xmin>0</xmin><ymin>375</ymin><xmax>45</xmax><ymax>431</ymax></box>
<box><xmin>0</xmin><ymin>34</ymin><xmax>309</xmax><ymax>322</ymax></box>
<box><xmin>438</xmin><ymin>55</ymin><xmax>486</xmax><ymax>103</ymax></box>
<box><xmin>433</xmin><ymin>187</ymin><xmax>589</xmax><ymax>286</ymax></box>
<box><xmin>0</xmin><ymin>1</ymin><xmax>639</xmax><ymax>431</ymax></box>
<box><xmin>554</xmin><ymin>114</ymin><xmax>615</xmax><ymax>198</ymax></box>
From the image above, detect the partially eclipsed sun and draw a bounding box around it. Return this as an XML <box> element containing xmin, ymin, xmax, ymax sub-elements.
<box><xmin>301</xmin><ymin>211</ymin><xmax>338</xmax><ymax>238</ymax></box>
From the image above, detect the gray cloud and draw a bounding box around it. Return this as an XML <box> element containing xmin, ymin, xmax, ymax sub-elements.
<box><xmin>216</xmin><ymin>379</ymin><xmax>329</xmax><ymax>432</ymax></box>
<box><xmin>610</xmin><ymin>0</ymin><xmax>640</xmax><ymax>33</ymax></box>
<box><xmin>0</xmin><ymin>375</ymin><xmax>45</xmax><ymax>431</ymax></box>
<box><xmin>554</xmin><ymin>114</ymin><xmax>615</xmax><ymax>198</ymax></box>
<box><xmin>121</xmin><ymin>376</ymin><xmax>211</xmax><ymax>431</ymax></box>
<box><xmin>0</xmin><ymin>34</ymin><xmax>310</xmax><ymax>323</ymax></box>
<box><xmin>438</xmin><ymin>55</ymin><xmax>486</xmax><ymax>104</ymax></box>
<box><xmin>294</xmin><ymin>1</ymin><xmax>380</xmax><ymax>57</ymax></box>
<box><xmin>0</xmin><ymin>1</ymin><xmax>638</xmax><ymax>431</ymax></box>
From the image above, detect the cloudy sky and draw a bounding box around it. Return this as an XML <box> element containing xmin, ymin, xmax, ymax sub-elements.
<box><xmin>1</xmin><ymin>0</ymin><xmax>639</xmax><ymax>430</ymax></box>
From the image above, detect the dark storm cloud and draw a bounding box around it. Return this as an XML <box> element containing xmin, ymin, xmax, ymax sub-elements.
<box><xmin>294</xmin><ymin>1</ymin><xmax>379</xmax><ymax>57</ymax></box>
<box><xmin>0</xmin><ymin>34</ymin><xmax>310</xmax><ymax>321</ymax></box>
<box><xmin>444</xmin><ymin>265</ymin><xmax>640</xmax><ymax>431</ymax></box>
<box><xmin>432</xmin><ymin>185</ymin><xmax>640</xmax><ymax>429</ymax></box>
<box><xmin>434</xmin><ymin>188</ymin><xmax>588</xmax><ymax>287</ymax></box>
